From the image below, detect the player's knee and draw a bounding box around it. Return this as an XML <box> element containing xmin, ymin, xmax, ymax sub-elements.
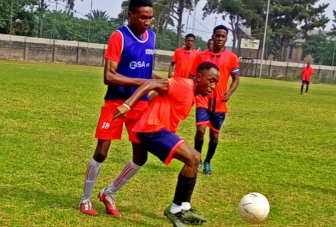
<box><xmin>133</xmin><ymin>154</ymin><xmax>147</xmax><ymax>166</ymax></box>
<box><xmin>93</xmin><ymin>151</ymin><xmax>107</xmax><ymax>163</ymax></box>
<box><xmin>195</xmin><ymin>129</ymin><xmax>206</xmax><ymax>140</ymax></box>
<box><xmin>188</xmin><ymin>151</ymin><xmax>200</xmax><ymax>169</ymax></box>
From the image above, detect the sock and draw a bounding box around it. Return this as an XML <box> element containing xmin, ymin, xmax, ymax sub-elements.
<box><xmin>301</xmin><ymin>85</ymin><xmax>304</xmax><ymax>94</ymax></box>
<box><xmin>170</xmin><ymin>203</ymin><xmax>182</xmax><ymax>214</ymax></box>
<box><xmin>181</xmin><ymin>202</ymin><xmax>191</xmax><ymax>211</ymax></box>
<box><xmin>104</xmin><ymin>160</ymin><xmax>141</xmax><ymax>195</ymax></box>
<box><xmin>194</xmin><ymin>139</ymin><xmax>204</xmax><ymax>154</ymax></box>
<box><xmin>184</xmin><ymin>174</ymin><xmax>197</xmax><ymax>203</ymax></box>
<box><xmin>81</xmin><ymin>158</ymin><xmax>101</xmax><ymax>202</ymax></box>
<box><xmin>173</xmin><ymin>174</ymin><xmax>194</xmax><ymax>207</ymax></box>
<box><xmin>305</xmin><ymin>86</ymin><xmax>309</xmax><ymax>93</ymax></box>
<box><xmin>204</xmin><ymin>141</ymin><xmax>218</xmax><ymax>163</ymax></box>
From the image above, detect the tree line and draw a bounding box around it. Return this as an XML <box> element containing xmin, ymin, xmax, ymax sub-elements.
<box><xmin>1</xmin><ymin>0</ymin><xmax>336</xmax><ymax>64</ymax></box>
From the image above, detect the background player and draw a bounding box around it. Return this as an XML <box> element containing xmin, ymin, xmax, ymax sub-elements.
<box><xmin>79</xmin><ymin>0</ymin><xmax>157</xmax><ymax>216</ymax></box>
<box><xmin>111</xmin><ymin>62</ymin><xmax>220</xmax><ymax>226</ymax></box>
<box><xmin>301</xmin><ymin>62</ymin><xmax>314</xmax><ymax>95</ymax></box>
<box><xmin>191</xmin><ymin>25</ymin><xmax>240</xmax><ymax>175</ymax></box>
<box><xmin>168</xmin><ymin>34</ymin><xmax>198</xmax><ymax>78</ymax></box>
<box><xmin>207</xmin><ymin>39</ymin><xmax>213</xmax><ymax>51</ymax></box>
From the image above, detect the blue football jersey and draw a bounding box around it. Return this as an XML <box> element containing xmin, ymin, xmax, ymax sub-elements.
<box><xmin>105</xmin><ymin>26</ymin><xmax>156</xmax><ymax>100</ymax></box>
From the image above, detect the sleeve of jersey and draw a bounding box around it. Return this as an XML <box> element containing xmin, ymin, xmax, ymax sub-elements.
<box><xmin>104</xmin><ymin>31</ymin><xmax>123</xmax><ymax>63</ymax></box>
<box><xmin>231</xmin><ymin>55</ymin><xmax>240</xmax><ymax>76</ymax></box>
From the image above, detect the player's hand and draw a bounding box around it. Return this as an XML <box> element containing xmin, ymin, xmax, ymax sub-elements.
<box><xmin>112</xmin><ymin>104</ymin><xmax>130</xmax><ymax>121</ymax></box>
<box><xmin>222</xmin><ymin>91</ymin><xmax>231</xmax><ymax>102</ymax></box>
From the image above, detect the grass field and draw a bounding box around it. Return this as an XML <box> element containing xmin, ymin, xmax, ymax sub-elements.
<box><xmin>0</xmin><ymin>60</ymin><xmax>336</xmax><ymax>227</ymax></box>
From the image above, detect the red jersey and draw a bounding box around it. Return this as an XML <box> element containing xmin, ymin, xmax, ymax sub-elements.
<box><xmin>133</xmin><ymin>78</ymin><xmax>195</xmax><ymax>133</ymax></box>
<box><xmin>302</xmin><ymin>66</ymin><xmax>314</xmax><ymax>81</ymax></box>
<box><xmin>172</xmin><ymin>47</ymin><xmax>198</xmax><ymax>78</ymax></box>
<box><xmin>190</xmin><ymin>49</ymin><xmax>240</xmax><ymax>113</ymax></box>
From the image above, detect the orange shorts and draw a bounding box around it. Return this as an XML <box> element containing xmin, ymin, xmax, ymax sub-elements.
<box><xmin>95</xmin><ymin>100</ymin><xmax>148</xmax><ymax>143</ymax></box>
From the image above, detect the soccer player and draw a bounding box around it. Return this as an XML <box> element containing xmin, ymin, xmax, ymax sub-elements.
<box><xmin>168</xmin><ymin>34</ymin><xmax>198</xmax><ymax>78</ymax></box>
<box><xmin>112</xmin><ymin>62</ymin><xmax>220</xmax><ymax>226</ymax></box>
<box><xmin>301</xmin><ymin>62</ymin><xmax>314</xmax><ymax>95</ymax></box>
<box><xmin>79</xmin><ymin>0</ymin><xmax>157</xmax><ymax>216</ymax></box>
<box><xmin>207</xmin><ymin>39</ymin><xmax>214</xmax><ymax>51</ymax></box>
<box><xmin>191</xmin><ymin>25</ymin><xmax>240</xmax><ymax>175</ymax></box>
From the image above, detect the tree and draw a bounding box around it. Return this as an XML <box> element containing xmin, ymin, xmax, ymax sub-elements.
<box><xmin>86</xmin><ymin>10</ymin><xmax>110</xmax><ymax>21</ymax></box>
<box><xmin>301</xmin><ymin>33</ymin><xmax>328</xmax><ymax>64</ymax></box>
<box><xmin>203</xmin><ymin>0</ymin><xmax>329</xmax><ymax>61</ymax></box>
<box><xmin>268</xmin><ymin>0</ymin><xmax>329</xmax><ymax>60</ymax></box>
<box><xmin>203</xmin><ymin>0</ymin><xmax>264</xmax><ymax>53</ymax></box>
<box><xmin>0</xmin><ymin>0</ymin><xmax>39</xmax><ymax>36</ymax></box>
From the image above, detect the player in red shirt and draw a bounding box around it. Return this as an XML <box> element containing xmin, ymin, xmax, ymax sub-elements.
<box><xmin>79</xmin><ymin>0</ymin><xmax>159</xmax><ymax>216</ymax></box>
<box><xmin>110</xmin><ymin>62</ymin><xmax>220</xmax><ymax>226</ymax></box>
<box><xmin>168</xmin><ymin>34</ymin><xmax>198</xmax><ymax>78</ymax></box>
<box><xmin>190</xmin><ymin>25</ymin><xmax>240</xmax><ymax>175</ymax></box>
<box><xmin>301</xmin><ymin>62</ymin><xmax>314</xmax><ymax>95</ymax></box>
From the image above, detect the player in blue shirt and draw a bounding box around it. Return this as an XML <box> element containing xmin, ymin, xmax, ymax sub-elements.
<box><xmin>79</xmin><ymin>0</ymin><xmax>156</xmax><ymax>216</ymax></box>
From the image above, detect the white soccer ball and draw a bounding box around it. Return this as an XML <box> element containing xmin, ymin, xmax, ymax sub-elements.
<box><xmin>238</xmin><ymin>192</ymin><xmax>270</xmax><ymax>224</ymax></box>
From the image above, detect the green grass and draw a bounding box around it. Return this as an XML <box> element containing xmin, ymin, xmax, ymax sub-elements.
<box><xmin>1</xmin><ymin>60</ymin><xmax>336</xmax><ymax>226</ymax></box>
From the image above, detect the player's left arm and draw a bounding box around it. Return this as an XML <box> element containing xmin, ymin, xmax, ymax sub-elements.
<box><xmin>112</xmin><ymin>79</ymin><xmax>169</xmax><ymax>120</ymax></box>
<box><xmin>223</xmin><ymin>74</ymin><xmax>240</xmax><ymax>102</ymax></box>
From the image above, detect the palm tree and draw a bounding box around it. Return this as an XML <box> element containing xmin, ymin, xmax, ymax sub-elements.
<box><xmin>86</xmin><ymin>9</ymin><xmax>110</xmax><ymax>21</ymax></box>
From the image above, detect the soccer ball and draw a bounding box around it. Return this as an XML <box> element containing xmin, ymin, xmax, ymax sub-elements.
<box><xmin>238</xmin><ymin>192</ymin><xmax>270</xmax><ymax>224</ymax></box>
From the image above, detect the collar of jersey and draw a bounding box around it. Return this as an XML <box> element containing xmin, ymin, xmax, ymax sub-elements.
<box><xmin>125</xmin><ymin>25</ymin><xmax>149</xmax><ymax>43</ymax></box>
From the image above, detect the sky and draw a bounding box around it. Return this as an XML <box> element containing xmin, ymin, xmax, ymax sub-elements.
<box><xmin>47</xmin><ymin>0</ymin><xmax>336</xmax><ymax>44</ymax></box>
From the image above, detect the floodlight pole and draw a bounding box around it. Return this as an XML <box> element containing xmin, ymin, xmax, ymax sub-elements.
<box><xmin>10</xmin><ymin>0</ymin><xmax>14</xmax><ymax>35</ymax></box>
<box><xmin>259</xmin><ymin>0</ymin><xmax>271</xmax><ymax>78</ymax></box>
<box><xmin>192</xmin><ymin>0</ymin><xmax>197</xmax><ymax>34</ymax></box>
<box><xmin>87</xmin><ymin>0</ymin><xmax>93</xmax><ymax>42</ymax></box>
<box><xmin>332</xmin><ymin>41</ymin><xmax>336</xmax><ymax>66</ymax></box>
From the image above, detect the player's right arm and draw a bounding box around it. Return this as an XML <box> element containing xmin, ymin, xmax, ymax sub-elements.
<box><xmin>168</xmin><ymin>62</ymin><xmax>175</xmax><ymax>78</ymax></box>
<box><xmin>112</xmin><ymin>79</ymin><xmax>168</xmax><ymax>120</ymax></box>
<box><xmin>104</xmin><ymin>60</ymin><xmax>147</xmax><ymax>86</ymax></box>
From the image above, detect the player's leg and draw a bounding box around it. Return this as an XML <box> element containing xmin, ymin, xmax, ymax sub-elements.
<box><xmin>80</xmin><ymin>140</ymin><xmax>110</xmax><ymax>215</ymax></box>
<box><xmin>301</xmin><ymin>81</ymin><xmax>304</xmax><ymax>94</ymax></box>
<box><xmin>171</xmin><ymin>142</ymin><xmax>207</xmax><ymax>225</ymax></box>
<box><xmin>194</xmin><ymin>108</ymin><xmax>210</xmax><ymax>169</ymax></box>
<box><xmin>305</xmin><ymin>81</ymin><xmax>310</xmax><ymax>94</ymax></box>
<box><xmin>80</xmin><ymin>100</ymin><xmax>123</xmax><ymax>215</ymax></box>
<box><xmin>203</xmin><ymin>112</ymin><xmax>226</xmax><ymax>175</ymax></box>
<box><xmin>100</xmin><ymin>102</ymin><xmax>148</xmax><ymax>216</ymax></box>
<box><xmin>105</xmin><ymin>142</ymin><xmax>147</xmax><ymax>194</ymax></box>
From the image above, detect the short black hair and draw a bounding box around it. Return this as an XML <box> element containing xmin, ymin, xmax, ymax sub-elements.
<box><xmin>213</xmin><ymin>25</ymin><xmax>229</xmax><ymax>35</ymax></box>
<box><xmin>196</xmin><ymin>61</ymin><xmax>219</xmax><ymax>73</ymax></box>
<box><xmin>185</xmin><ymin>33</ymin><xmax>196</xmax><ymax>40</ymax></box>
<box><xmin>207</xmin><ymin>39</ymin><xmax>213</xmax><ymax>42</ymax></box>
<box><xmin>129</xmin><ymin>0</ymin><xmax>153</xmax><ymax>12</ymax></box>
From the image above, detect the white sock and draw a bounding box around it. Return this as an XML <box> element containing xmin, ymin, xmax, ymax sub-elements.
<box><xmin>81</xmin><ymin>159</ymin><xmax>101</xmax><ymax>202</ymax></box>
<box><xmin>170</xmin><ymin>203</ymin><xmax>182</xmax><ymax>214</ymax></box>
<box><xmin>104</xmin><ymin>160</ymin><xmax>141</xmax><ymax>195</ymax></box>
<box><xmin>181</xmin><ymin>202</ymin><xmax>191</xmax><ymax>211</ymax></box>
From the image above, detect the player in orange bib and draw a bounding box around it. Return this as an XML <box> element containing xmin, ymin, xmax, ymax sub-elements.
<box><xmin>190</xmin><ymin>25</ymin><xmax>240</xmax><ymax>175</ymax></box>
<box><xmin>168</xmin><ymin>34</ymin><xmax>198</xmax><ymax>78</ymax></box>
<box><xmin>110</xmin><ymin>62</ymin><xmax>220</xmax><ymax>226</ymax></box>
<box><xmin>301</xmin><ymin>62</ymin><xmax>314</xmax><ymax>95</ymax></box>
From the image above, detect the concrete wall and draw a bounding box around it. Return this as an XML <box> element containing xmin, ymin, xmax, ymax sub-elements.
<box><xmin>0</xmin><ymin>34</ymin><xmax>172</xmax><ymax>71</ymax></box>
<box><xmin>1</xmin><ymin>34</ymin><xmax>335</xmax><ymax>83</ymax></box>
<box><xmin>240</xmin><ymin>58</ymin><xmax>336</xmax><ymax>83</ymax></box>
